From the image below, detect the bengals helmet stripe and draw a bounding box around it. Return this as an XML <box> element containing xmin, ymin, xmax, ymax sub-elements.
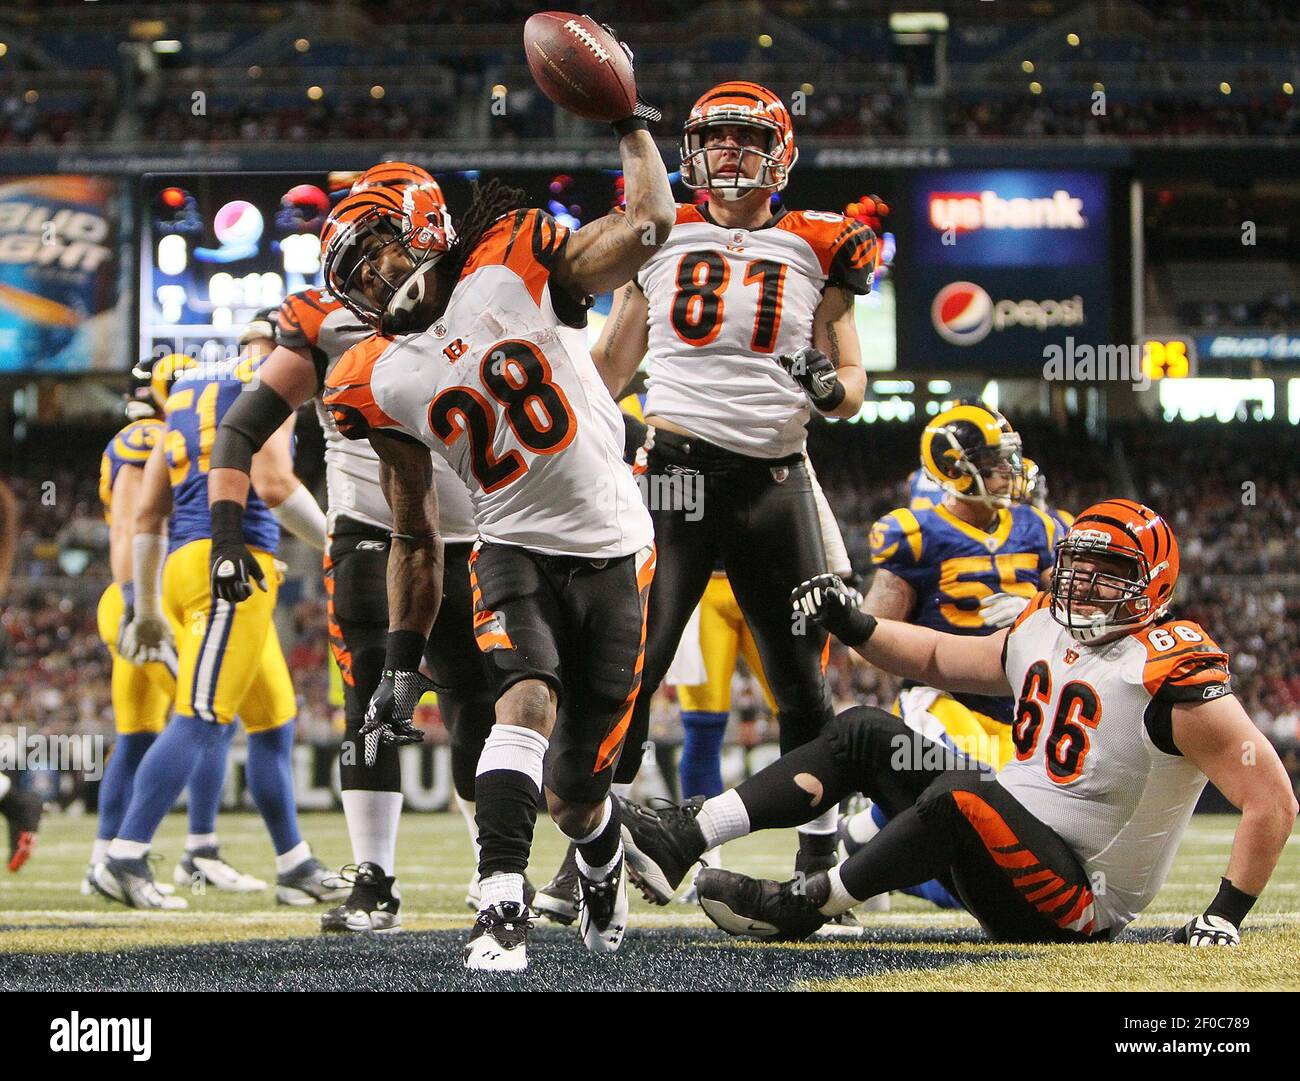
<box><xmin>321</xmin><ymin>186</ymin><xmax>453</xmax><ymax>328</ymax></box>
<box><xmin>681</xmin><ymin>81</ymin><xmax>797</xmax><ymax>200</ymax></box>
<box><xmin>1050</xmin><ymin>498</ymin><xmax>1180</xmax><ymax>644</ymax></box>
<box><xmin>352</xmin><ymin>161</ymin><xmax>447</xmax><ymax>208</ymax></box>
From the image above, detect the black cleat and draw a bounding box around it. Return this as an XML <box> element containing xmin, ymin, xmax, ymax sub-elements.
<box><xmin>695</xmin><ymin>868</ymin><xmax>829</xmax><ymax>942</ymax></box>
<box><xmin>618</xmin><ymin>795</ymin><xmax>707</xmax><ymax>905</ymax></box>
<box><xmin>1</xmin><ymin>786</ymin><xmax>42</xmax><ymax>872</ymax></box>
<box><xmin>532</xmin><ymin>843</ymin><xmax>580</xmax><ymax>925</ymax></box>
<box><xmin>321</xmin><ymin>862</ymin><xmax>402</xmax><ymax>933</ymax></box>
<box><xmin>464</xmin><ymin>901</ymin><xmax>532</xmax><ymax>972</ymax></box>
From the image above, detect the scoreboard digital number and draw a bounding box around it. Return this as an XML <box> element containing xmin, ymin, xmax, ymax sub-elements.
<box><xmin>1142</xmin><ymin>338</ymin><xmax>1196</xmax><ymax>381</ymax></box>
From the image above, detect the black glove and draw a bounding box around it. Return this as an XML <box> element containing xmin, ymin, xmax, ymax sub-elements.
<box><xmin>602</xmin><ymin>23</ymin><xmax>662</xmax><ymax>133</ymax></box>
<box><xmin>359</xmin><ymin>669</ymin><xmax>436</xmax><ymax>766</ymax></box>
<box><xmin>1168</xmin><ymin>914</ymin><xmax>1241</xmax><ymax>946</ymax></box>
<box><xmin>791</xmin><ymin>573</ymin><xmax>877</xmax><ymax>647</ymax></box>
<box><xmin>209</xmin><ymin>500</ymin><xmax>266</xmax><ymax>604</ymax></box>
<box><xmin>778</xmin><ymin>347</ymin><xmax>845</xmax><ymax>412</ymax></box>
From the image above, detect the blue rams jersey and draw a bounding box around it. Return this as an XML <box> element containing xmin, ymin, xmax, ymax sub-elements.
<box><xmin>163</xmin><ymin>359</ymin><xmax>279</xmax><ymax>556</ymax></box>
<box><xmin>906</xmin><ymin>467</ymin><xmax>946</xmax><ymax>511</ymax></box>
<box><xmin>869</xmin><ymin>501</ymin><xmax>1058</xmax><ymax>723</ymax></box>
<box><xmin>99</xmin><ymin>418</ymin><xmax>164</xmax><ymax>524</ymax></box>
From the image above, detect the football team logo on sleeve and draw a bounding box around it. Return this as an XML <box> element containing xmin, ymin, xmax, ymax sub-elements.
<box><xmin>932</xmin><ymin>281</ymin><xmax>993</xmax><ymax>345</ymax></box>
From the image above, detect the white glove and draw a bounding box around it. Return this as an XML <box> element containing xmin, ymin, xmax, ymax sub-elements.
<box><xmin>978</xmin><ymin>592</ymin><xmax>1029</xmax><ymax>629</ymax></box>
<box><xmin>118</xmin><ymin>613</ymin><xmax>173</xmax><ymax>666</ymax></box>
<box><xmin>1170</xmin><ymin>914</ymin><xmax>1241</xmax><ymax>947</ymax></box>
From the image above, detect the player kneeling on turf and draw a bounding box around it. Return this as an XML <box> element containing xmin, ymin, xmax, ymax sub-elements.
<box><xmin>620</xmin><ymin>499</ymin><xmax>1297</xmax><ymax>946</ymax></box>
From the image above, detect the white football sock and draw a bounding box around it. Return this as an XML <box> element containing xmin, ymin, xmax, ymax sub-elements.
<box><xmin>797</xmin><ymin>803</ymin><xmax>839</xmax><ymax>836</ymax></box>
<box><xmin>107</xmin><ymin>838</ymin><xmax>149</xmax><ymax>861</ymax></box>
<box><xmin>696</xmin><ymin>789</ymin><xmax>750</xmax><ymax>849</ymax></box>
<box><xmin>576</xmin><ymin>839</ymin><xmax>624</xmax><ymax>882</ymax></box>
<box><xmin>457</xmin><ymin>796</ymin><xmax>481</xmax><ymax>862</ymax></box>
<box><xmin>479</xmin><ymin>871</ymin><xmax>525</xmax><ymax>911</ymax></box>
<box><xmin>90</xmin><ymin>838</ymin><xmax>110</xmax><ymax>865</ymax></box>
<box><xmin>341</xmin><ymin>789</ymin><xmax>403</xmax><ymax>873</ymax></box>
<box><xmin>186</xmin><ymin>832</ymin><xmax>217</xmax><ymax>852</ymax></box>
<box><xmin>846</xmin><ymin>806</ymin><xmax>882</xmax><ymax>845</ymax></box>
<box><xmin>819</xmin><ymin>864</ymin><xmax>864</xmax><ymax>918</ymax></box>
<box><xmin>275</xmin><ymin>840</ymin><xmax>311</xmax><ymax>875</ymax></box>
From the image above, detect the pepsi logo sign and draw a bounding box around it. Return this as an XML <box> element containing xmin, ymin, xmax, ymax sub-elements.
<box><xmin>932</xmin><ymin>281</ymin><xmax>993</xmax><ymax>345</ymax></box>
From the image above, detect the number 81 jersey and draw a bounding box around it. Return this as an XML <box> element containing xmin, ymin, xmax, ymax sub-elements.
<box><xmin>324</xmin><ymin>209</ymin><xmax>652</xmax><ymax>560</ymax></box>
<box><xmin>638</xmin><ymin>204</ymin><xmax>878</xmax><ymax>458</ymax></box>
<box><xmin>999</xmin><ymin>593</ymin><xmax>1232</xmax><ymax>932</ymax></box>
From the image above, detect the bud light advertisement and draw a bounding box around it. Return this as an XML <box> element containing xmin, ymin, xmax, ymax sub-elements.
<box><xmin>0</xmin><ymin>175</ymin><xmax>123</xmax><ymax>373</ymax></box>
<box><xmin>897</xmin><ymin>168</ymin><xmax>1117</xmax><ymax>372</ymax></box>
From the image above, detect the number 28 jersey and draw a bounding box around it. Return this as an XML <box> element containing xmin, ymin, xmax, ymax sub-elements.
<box><xmin>324</xmin><ymin>209</ymin><xmax>652</xmax><ymax>559</ymax></box>
<box><xmin>638</xmin><ymin>204</ymin><xmax>878</xmax><ymax>458</ymax></box>
<box><xmin>1000</xmin><ymin>594</ymin><xmax>1232</xmax><ymax>932</ymax></box>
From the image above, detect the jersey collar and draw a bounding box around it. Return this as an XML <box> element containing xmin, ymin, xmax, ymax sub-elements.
<box><xmin>935</xmin><ymin>503</ymin><xmax>1013</xmax><ymax>552</ymax></box>
<box><xmin>698</xmin><ymin>202</ymin><xmax>788</xmax><ymax>232</ymax></box>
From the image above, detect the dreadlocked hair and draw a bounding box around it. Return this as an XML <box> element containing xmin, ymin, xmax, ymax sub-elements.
<box><xmin>440</xmin><ymin>178</ymin><xmax>529</xmax><ymax>284</ymax></box>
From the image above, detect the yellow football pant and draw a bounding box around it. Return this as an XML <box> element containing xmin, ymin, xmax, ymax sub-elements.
<box><xmin>96</xmin><ymin>582</ymin><xmax>174</xmax><ymax>735</ymax></box>
<box><xmin>164</xmin><ymin>539</ymin><xmax>295</xmax><ymax>732</ymax></box>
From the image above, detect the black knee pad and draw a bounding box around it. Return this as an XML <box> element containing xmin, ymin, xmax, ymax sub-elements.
<box><xmin>823</xmin><ymin>705</ymin><xmax>909</xmax><ymax>767</ymax></box>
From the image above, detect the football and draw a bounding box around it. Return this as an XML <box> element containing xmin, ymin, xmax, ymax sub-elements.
<box><xmin>523</xmin><ymin>11</ymin><xmax>636</xmax><ymax>122</ymax></box>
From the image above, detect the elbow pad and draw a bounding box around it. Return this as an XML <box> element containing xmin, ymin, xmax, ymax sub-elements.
<box><xmin>211</xmin><ymin>380</ymin><xmax>295</xmax><ymax>474</ymax></box>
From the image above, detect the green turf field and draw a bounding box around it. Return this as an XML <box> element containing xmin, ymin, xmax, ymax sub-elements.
<box><xmin>1</xmin><ymin>811</ymin><xmax>1296</xmax><ymax>990</ymax></box>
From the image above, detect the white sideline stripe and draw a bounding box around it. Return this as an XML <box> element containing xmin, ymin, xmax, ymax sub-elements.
<box><xmin>193</xmin><ymin>597</ymin><xmax>233</xmax><ymax>722</ymax></box>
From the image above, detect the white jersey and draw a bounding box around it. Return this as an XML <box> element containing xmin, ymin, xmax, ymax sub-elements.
<box><xmin>276</xmin><ymin>288</ymin><xmax>477</xmax><ymax>543</ymax></box>
<box><xmin>637</xmin><ymin>204</ymin><xmax>877</xmax><ymax>458</ymax></box>
<box><xmin>324</xmin><ymin>209</ymin><xmax>652</xmax><ymax>559</ymax></box>
<box><xmin>1000</xmin><ymin>593</ymin><xmax>1232</xmax><ymax>933</ymax></box>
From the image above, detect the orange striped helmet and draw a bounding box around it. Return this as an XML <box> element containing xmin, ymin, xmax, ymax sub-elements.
<box><xmin>1051</xmin><ymin>499</ymin><xmax>1180</xmax><ymax>644</ymax></box>
<box><xmin>681</xmin><ymin>81</ymin><xmax>797</xmax><ymax>201</ymax></box>
<box><xmin>321</xmin><ymin>185</ymin><xmax>453</xmax><ymax>327</ymax></box>
<box><xmin>351</xmin><ymin>160</ymin><xmax>447</xmax><ymax>208</ymax></box>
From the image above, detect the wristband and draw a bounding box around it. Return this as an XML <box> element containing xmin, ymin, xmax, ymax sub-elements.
<box><xmin>384</xmin><ymin>629</ymin><xmax>428</xmax><ymax>673</ymax></box>
<box><xmin>813</xmin><ymin>380</ymin><xmax>846</xmax><ymax>413</ymax></box>
<box><xmin>210</xmin><ymin>499</ymin><xmax>245</xmax><ymax>542</ymax></box>
<box><xmin>1206</xmin><ymin>877</ymin><xmax>1257</xmax><ymax>927</ymax></box>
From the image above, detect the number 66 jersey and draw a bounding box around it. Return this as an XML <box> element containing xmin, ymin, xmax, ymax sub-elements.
<box><xmin>323</xmin><ymin>208</ymin><xmax>652</xmax><ymax>559</ymax></box>
<box><xmin>999</xmin><ymin>593</ymin><xmax>1232</xmax><ymax>933</ymax></box>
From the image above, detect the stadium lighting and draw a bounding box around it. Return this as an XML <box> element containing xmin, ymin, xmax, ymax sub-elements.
<box><xmin>1094</xmin><ymin>81</ymin><xmax>1105</xmax><ymax>92</ymax></box>
<box><xmin>307</xmin><ymin>85</ymin><xmax>324</xmax><ymax>101</ymax></box>
<box><xmin>1220</xmin><ymin>82</ymin><xmax>1232</xmax><ymax>94</ymax></box>
<box><xmin>152</xmin><ymin>40</ymin><xmax>182</xmax><ymax>54</ymax></box>
<box><xmin>0</xmin><ymin>42</ymin><xmax>8</xmax><ymax>57</ymax></box>
<box><xmin>294</xmin><ymin>38</ymin><xmax>310</xmax><ymax>53</ymax></box>
<box><xmin>1284</xmin><ymin>82</ymin><xmax>1295</xmax><ymax>95</ymax></box>
<box><xmin>889</xmin><ymin>13</ymin><xmax>949</xmax><ymax>33</ymax></box>
<box><xmin>1030</xmin><ymin>81</ymin><xmax>1043</xmax><ymax>94</ymax></box>
<box><xmin>1022</xmin><ymin>60</ymin><xmax>1034</xmax><ymax>73</ymax></box>
<box><xmin>1067</xmin><ymin>33</ymin><xmax>1080</xmax><ymax>46</ymax></box>
<box><xmin>23</xmin><ymin>89</ymin><xmax>37</xmax><ymax>104</ymax></box>
<box><xmin>927</xmin><ymin>380</ymin><xmax>952</xmax><ymax>394</ymax></box>
<box><xmin>370</xmin><ymin>85</ymin><xmax>385</xmax><ymax>100</ymax></box>
<box><xmin>757</xmin><ymin>34</ymin><xmax>773</xmax><ymax>48</ymax></box>
<box><xmin>249</xmin><ymin>65</ymin><xmax>262</xmax><ymax>78</ymax></box>
<box><xmin>800</xmin><ymin>83</ymin><xmax>814</xmax><ymax>94</ymax></box>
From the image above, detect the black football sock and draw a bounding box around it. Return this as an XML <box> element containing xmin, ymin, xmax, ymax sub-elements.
<box><xmin>569</xmin><ymin>797</ymin><xmax>623</xmax><ymax>879</ymax></box>
<box><xmin>474</xmin><ymin>725</ymin><xmax>547</xmax><ymax>893</ymax></box>
<box><xmin>733</xmin><ymin>733</ymin><xmax>853</xmax><ymax>831</ymax></box>
<box><xmin>835</xmin><ymin>805</ymin><xmax>957</xmax><ymax>901</ymax></box>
